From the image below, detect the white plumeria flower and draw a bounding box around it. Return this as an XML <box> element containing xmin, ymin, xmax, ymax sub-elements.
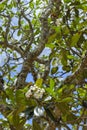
<box><xmin>34</xmin><ymin>107</ymin><xmax>45</xmax><ymax>117</ymax></box>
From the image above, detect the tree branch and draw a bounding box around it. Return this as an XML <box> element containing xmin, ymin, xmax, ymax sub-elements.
<box><xmin>42</xmin><ymin>60</ymin><xmax>50</xmax><ymax>81</ymax></box>
<box><xmin>0</xmin><ymin>41</ymin><xmax>24</xmax><ymax>57</ymax></box>
<box><xmin>16</xmin><ymin>0</ymin><xmax>54</xmax><ymax>89</ymax></box>
<box><xmin>64</xmin><ymin>51</ymin><xmax>87</xmax><ymax>85</ymax></box>
<box><xmin>35</xmin><ymin>58</ymin><xmax>49</xmax><ymax>64</ymax></box>
<box><xmin>30</xmin><ymin>63</ymin><xmax>37</xmax><ymax>81</ymax></box>
<box><xmin>4</xmin><ymin>15</ymin><xmax>11</xmax><ymax>42</ymax></box>
<box><xmin>21</xmin><ymin>11</ymin><xmax>34</xmax><ymax>54</ymax></box>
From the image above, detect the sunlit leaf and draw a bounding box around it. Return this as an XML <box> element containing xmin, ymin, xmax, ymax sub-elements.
<box><xmin>71</xmin><ymin>32</ymin><xmax>82</xmax><ymax>46</ymax></box>
<box><xmin>50</xmin><ymin>78</ymin><xmax>55</xmax><ymax>89</ymax></box>
<box><xmin>35</xmin><ymin>78</ymin><xmax>43</xmax><ymax>87</ymax></box>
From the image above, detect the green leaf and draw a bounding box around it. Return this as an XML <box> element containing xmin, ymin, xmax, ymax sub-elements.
<box><xmin>67</xmin><ymin>55</ymin><xmax>75</xmax><ymax>60</ymax></box>
<box><xmin>29</xmin><ymin>2</ymin><xmax>34</xmax><ymax>9</ymax></box>
<box><xmin>7</xmin><ymin>111</ymin><xmax>14</xmax><ymax>124</ymax></box>
<box><xmin>52</xmin><ymin>58</ymin><xmax>58</xmax><ymax>66</ymax></box>
<box><xmin>71</xmin><ymin>32</ymin><xmax>82</xmax><ymax>46</ymax></box>
<box><xmin>46</xmin><ymin>78</ymin><xmax>55</xmax><ymax>97</ymax></box>
<box><xmin>15</xmin><ymin>90</ymin><xmax>26</xmax><ymax>106</ymax></box>
<box><xmin>60</xmin><ymin>49</ymin><xmax>67</xmax><ymax>66</ymax></box>
<box><xmin>64</xmin><ymin>0</ymin><xmax>71</xmax><ymax>3</ymax></box>
<box><xmin>51</xmin><ymin>66</ymin><xmax>58</xmax><ymax>75</ymax></box>
<box><xmin>0</xmin><ymin>3</ymin><xmax>5</xmax><ymax>10</ymax></box>
<box><xmin>53</xmin><ymin>26</ymin><xmax>61</xmax><ymax>34</ymax></box>
<box><xmin>35</xmin><ymin>78</ymin><xmax>43</xmax><ymax>87</ymax></box>
<box><xmin>46</xmin><ymin>43</ymin><xmax>55</xmax><ymax>49</ymax></box>
<box><xmin>7</xmin><ymin>110</ymin><xmax>26</xmax><ymax>128</ymax></box>
<box><xmin>5</xmin><ymin>88</ymin><xmax>15</xmax><ymax>103</ymax></box>
<box><xmin>47</xmin><ymin>33</ymin><xmax>57</xmax><ymax>44</ymax></box>
<box><xmin>62</xmin><ymin>26</ymin><xmax>70</xmax><ymax>35</ymax></box>
<box><xmin>61</xmin><ymin>97</ymin><xmax>72</xmax><ymax>103</ymax></box>
<box><xmin>17</xmin><ymin>30</ymin><xmax>21</xmax><ymax>36</ymax></box>
<box><xmin>50</xmin><ymin>78</ymin><xmax>55</xmax><ymax>89</ymax></box>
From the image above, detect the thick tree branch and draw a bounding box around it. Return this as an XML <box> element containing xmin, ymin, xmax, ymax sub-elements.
<box><xmin>16</xmin><ymin>0</ymin><xmax>54</xmax><ymax>89</ymax></box>
<box><xmin>64</xmin><ymin>51</ymin><xmax>87</xmax><ymax>85</ymax></box>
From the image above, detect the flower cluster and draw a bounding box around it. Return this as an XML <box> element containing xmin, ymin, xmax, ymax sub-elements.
<box><xmin>25</xmin><ymin>85</ymin><xmax>45</xmax><ymax>100</ymax></box>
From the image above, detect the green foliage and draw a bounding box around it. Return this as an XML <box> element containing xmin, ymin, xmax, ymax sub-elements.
<box><xmin>51</xmin><ymin>66</ymin><xmax>58</xmax><ymax>75</ymax></box>
<box><xmin>0</xmin><ymin>0</ymin><xmax>87</xmax><ymax>129</ymax></box>
<box><xmin>35</xmin><ymin>78</ymin><xmax>43</xmax><ymax>88</ymax></box>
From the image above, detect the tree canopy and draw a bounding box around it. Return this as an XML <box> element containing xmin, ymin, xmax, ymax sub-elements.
<box><xmin>0</xmin><ymin>0</ymin><xmax>87</xmax><ymax>130</ymax></box>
